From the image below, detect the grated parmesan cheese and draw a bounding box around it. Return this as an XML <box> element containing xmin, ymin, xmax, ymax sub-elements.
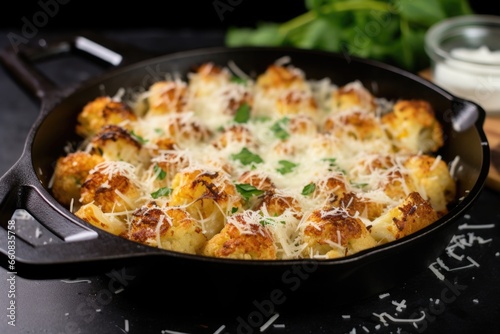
<box><xmin>54</xmin><ymin>59</ymin><xmax>459</xmax><ymax>260</ymax></box>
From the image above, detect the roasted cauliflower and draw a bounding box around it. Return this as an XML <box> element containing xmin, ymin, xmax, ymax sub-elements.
<box><xmin>369</xmin><ymin>192</ymin><xmax>439</xmax><ymax>243</ymax></box>
<box><xmin>75</xmin><ymin>202</ymin><xmax>127</xmax><ymax>236</ymax></box>
<box><xmin>76</xmin><ymin>96</ymin><xmax>137</xmax><ymax>138</ymax></box>
<box><xmin>146</xmin><ymin>80</ymin><xmax>188</xmax><ymax>115</ymax></box>
<box><xmin>169</xmin><ymin>169</ymin><xmax>243</xmax><ymax>238</ymax></box>
<box><xmin>51</xmin><ymin>151</ymin><xmax>104</xmax><ymax>207</ymax></box>
<box><xmin>79</xmin><ymin>161</ymin><xmax>143</xmax><ymax>213</ymax></box>
<box><xmin>51</xmin><ymin>60</ymin><xmax>457</xmax><ymax>260</ymax></box>
<box><xmin>128</xmin><ymin>201</ymin><xmax>207</xmax><ymax>254</ymax></box>
<box><xmin>382</xmin><ymin>99</ymin><xmax>444</xmax><ymax>154</ymax></box>
<box><xmin>202</xmin><ymin>211</ymin><xmax>277</xmax><ymax>260</ymax></box>
<box><xmin>300</xmin><ymin>207</ymin><xmax>378</xmax><ymax>259</ymax></box>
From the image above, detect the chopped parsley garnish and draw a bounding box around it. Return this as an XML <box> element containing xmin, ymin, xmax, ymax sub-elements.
<box><xmin>230</xmin><ymin>76</ymin><xmax>248</xmax><ymax>84</ymax></box>
<box><xmin>351</xmin><ymin>181</ymin><xmax>369</xmax><ymax>189</ymax></box>
<box><xmin>276</xmin><ymin>160</ymin><xmax>298</xmax><ymax>175</ymax></box>
<box><xmin>259</xmin><ymin>217</ymin><xmax>286</xmax><ymax>226</ymax></box>
<box><xmin>254</xmin><ymin>116</ymin><xmax>272</xmax><ymax>123</ymax></box>
<box><xmin>270</xmin><ymin>117</ymin><xmax>290</xmax><ymax>140</ymax></box>
<box><xmin>151</xmin><ymin>187</ymin><xmax>172</xmax><ymax>199</ymax></box>
<box><xmin>235</xmin><ymin>183</ymin><xmax>265</xmax><ymax>201</ymax></box>
<box><xmin>153</xmin><ymin>164</ymin><xmax>166</xmax><ymax>180</ymax></box>
<box><xmin>231</xmin><ymin>207</ymin><xmax>239</xmax><ymax>214</ymax></box>
<box><xmin>301</xmin><ymin>182</ymin><xmax>316</xmax><ymax>196</ymax></box>
<box><xmin>322</xmin><ymin>157</ymin><xmax>346</xmax><ymax>174</ymax></box>
<box><xmin>322</xmin><ymin>158</ymin><xmax>337</xmax><ymax>165</ymax></box>
<box><xmin>234</xmin><ymin>102</ymin><xmax>251</xmax><ymax>123</ymax></box>
<box><xmin>231</xmin><ymin>147</ymin><xmax>263</xmax><ymax>166</ymax></box>
<box><xmin>130</xmin><ymin>130</ymin><xmax>148</xmax><ymax>144</ymax></box>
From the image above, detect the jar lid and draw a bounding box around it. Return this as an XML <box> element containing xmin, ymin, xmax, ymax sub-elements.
<box><xmin>425</xmin><ymin>15</ymin><xmax>500</xmax><ymax>66</ymax></box>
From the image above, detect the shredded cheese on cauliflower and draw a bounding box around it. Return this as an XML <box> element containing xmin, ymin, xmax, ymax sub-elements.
<box><xmin>50</xmin><ymin>58</ymin><xmax>457</xmax><ymax>260</ymax></box>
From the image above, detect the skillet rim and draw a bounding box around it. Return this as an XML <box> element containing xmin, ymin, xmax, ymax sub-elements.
<box><xmin>25</xmin><ymin>45</ymin><xmax>491</xmax><ymax>267</ymax></box>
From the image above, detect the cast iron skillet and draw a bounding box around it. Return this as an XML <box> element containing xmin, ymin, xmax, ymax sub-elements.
<box><xmin>0</xmin><ymin>32</ymin><xmax>490</xmax><ymax>305</ymax></box>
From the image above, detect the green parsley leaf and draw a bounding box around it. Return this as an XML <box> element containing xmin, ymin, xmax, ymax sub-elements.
<box><xmin>270</xmin><ymin>117</ymin><xmax>290</xmax><ymax>140</ymax></box>
<box><xmin>254</xmin><ymin>116</ymin><xmax>272</xmax><ymax>123</ymax></box>
<box><xmin>322</xmin><ymin>158</ymin><xmax>337</xmax><ymax>165</ymax></box>
<box><xmin>234</xmin><ymin>102</ymin><xmax>251</xmax><ymax>123</ymax></box>
<box><xmin>230</xmin><ymin>76</ymin><xmax>248</xmax><ymax>84</ymax></box>
<box><xmin>235</xmin><ymin>183</ymin><xmax>265</xmax><ymax>201</ymax></box>
<box><xmin>301</xmin><ymin>182</ymin><xmax>316</xmax><ymax>196</ymax></box>
<box><xmin>225</xmin><ymin>0</ymin><xmax>473</xmax><ymax>72</ymax></box>
<box><xmin>259</xmin><ymin>217</ymin><xmax>286</xmax><ymax>226</ymax></box>
<box><xmin>151</xmin><ymin>187</ymin><xmax>172</xmax><ymax>199</ymax></box>
<box><xmin>276</xmin><ymin>160</ymin><xmax>298</xmax><ymax>175</ymax></box>
<box><xmin>350</xmin><ymin>181</ymin><xmax>369</xmax><ymax>189</ymax></box>
<box><xmin>231</xmin><ymin>207</ymin><xmax>239</xmax><ymax>214</ymax></box>
<box><xmin>322</xmin><ymin>157</ymin><xmax>346</xmax><ymax>174</ymax></box>
<box><xmin>231</xmin><ymin>147</ymin><xmax>263</xmax><ymax>166</ymax></box>
<box><xmin>130</xmin><ymin>130</ymin><xmax>148</xmax><ymax>144</ymax></box>
<box><xmin>153</xmin><ymin>164</ymin><xmax>166</xmax><ymax>180</ymax></box>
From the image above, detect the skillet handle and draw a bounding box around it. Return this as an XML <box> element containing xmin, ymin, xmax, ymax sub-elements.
<box><xmin>0</xmin><ymin>157</ymin><xmax>159</xmax><ymax>279</ymax></box>
<box><xmin>0</xmin><ymin>32</ymin><xmax>159</xmax><ymax>278</ymax></box>
<box><xmin>450</xmin><ymin>98</ymin><xmax>487</xmax><ymax>132</ymax></box>
<box><xmin>0</xmin><ymin>31</ymin><xmax>155</xmax><ymax>102</ymax></box>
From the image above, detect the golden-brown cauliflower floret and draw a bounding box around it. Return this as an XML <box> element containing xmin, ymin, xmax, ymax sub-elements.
<box><xmin>309</xmin><ymin>173</ymin><xmax>350</xmax><ymax>206</ymax></box>
<box><xmin>275</xmin><ymin>90</ymin><xmax>318</xmax><ymax>118</ymax></box>
<box><xmin>381</xmin><ymin>99</ymin><xmax>444</xmax><ymax>153</ymax></box>
<box><xmin>336</xmin><ymin>192</ymin><xmax>385</xmax><ymax>221</ymax></box>
<box><xmin>202</xmin><ymin>211</ymin><xmax>277</xmax><ymax>260</ymax></box>
<box><xmin>330</xmin><ymin>81</ymin><xmax>377</xmax><ymax>113</ymax></box>
<box><xmin>147</xmin><ymin>150</ymin><xmax>190</xmax><ymax>189</ymax></box>
<box><xmin>323</xmin><ymin>111</ymin><xmax>388</xmax><ymax>143</ymax></box>
<box><xmin>76</xmin><ymin>96</ymin><xmax>137</xmax><ymax>138</ymax></box>
<box><xmin>404</xmin><ymin>155</ymin><xmax>456</xmax><ymax>214</ymax></box>
<box><xmin>51</xmin><ymin>151</ymin><xmax>104</xmax><ymax>207</ymax></box>
<box><xmin>128</xmin><ymin>201</ymin><xmax>207</xmax><ymax>254</ymax></box>
<box><xmin>220</xmin><ymin>87</ymin><xmax>254</xmax><ymax>116</ymax></box>
<box><xmin>272</xmin><ymin>139</ymin><xmax>297</xmax><ymax>157</ymax></box>
<box><xmin>156</xmin><ymin>113</ymin><xmax>212</xmax><ymax>144</ymax></box>
<box><xmin>308</xmin><ymin>133</ymin><xmax>342</xmax><ymax>158</ymax></box>
<box><xmin>75</xmin><ymin>202</ymin><xmax>127</xmax><ymax>236</ymax></box>
<box><xmin>369</xmin><ymin>191</ymin><xmax>439</xmax><ymax>243</ymax></box>
<box><xmin>237</xmin><ymin>170</ymin><xmax>276</xmax><ymax>192</ymax></box>
<box><xmin>88</xmin><ymin>124</ymin><xmax>149</xmax><ymax>165</ymax></box>
<box><xmin>288</xmin><ymin>114</ymin><xmax>318</xmax><ymax>136</ymax></box>
<box><xmin>212</xmin><ymin>125</ymin><xmax>256</xmax><ymax>150</ymax></box>
<box><xmin>169</xmin><ymin>169</ymin><xmax>244</xmax><ymax>238</ymax></box>
<box><xmin>347</xmin><ymin>154</ymin><xmax>415</xmax><ymax>202</ymax></box>
<box><xmin>146</xmin><ymin>80</ymin><xmax>188</xmax><ymax>115</ymax></box>
<box><xmin>300</xmin><ymin>207</ymin><xmax>377</xmax><ymax>259</ymax></box>
<box><xmin>270</xmin><ymin>116</ymin><xmax>319</xmax><ymax>157</ymax></box>
<box><xmin>255</xmin><ymin>65</ymin><xmax>317</xmax><ymax>119</ymax></box>
<box><xmin>257</xmin><ymin>191</ymin><xmax>303</xmax><ymax>220</ymax></box>
<box><xmin>187</xmin><ymin>62</ymin><xmax>231</xmax><ymax>98</ymax></box>
<box><xmin>186</xmin><ymin>63</ymin><xmax>254</xmax><ymax>126</ymax></box>
<box><xmin>256</xmin><ymin>64</ymin><xmax>307</xmax><ymax>92</ymax></box>
<box><xmin>145</xmin><ymin>137</ymin><xmax>178</xmax><ymax>157</ymax></box>
<box><xmin>80</xmin><ymin>161</ymin><xmax>143</xmax><ymax>213</ymax></box>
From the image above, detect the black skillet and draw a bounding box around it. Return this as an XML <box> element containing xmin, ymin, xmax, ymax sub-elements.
<box><xmin>0</xmin><ymin>32</ymin><xmax>490</xmax><ymax>306</ymax></box>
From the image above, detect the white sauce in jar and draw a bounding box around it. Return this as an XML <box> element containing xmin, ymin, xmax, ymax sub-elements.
<box><xmin>433</xmin><ymin>46</ymin><xmax>500</xmax><ymax>114</ymax></box>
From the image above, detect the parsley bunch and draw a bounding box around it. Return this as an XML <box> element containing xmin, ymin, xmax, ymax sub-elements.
<box><xmin>225</xmin><ymin>0</ymin><xmax>473</xmax><ymax>72</ymax></box>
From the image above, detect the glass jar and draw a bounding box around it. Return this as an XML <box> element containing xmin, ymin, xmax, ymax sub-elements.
<box><xmin>425</xmin><ymin>15</ymin><xmax>500</xmax><ymax>114</ymax></box>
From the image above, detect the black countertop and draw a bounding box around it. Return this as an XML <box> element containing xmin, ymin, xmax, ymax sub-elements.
<box><xmin>0</xmin><ymin>29</ymin><xmax>499</xmax><ymax>334</ymax></box>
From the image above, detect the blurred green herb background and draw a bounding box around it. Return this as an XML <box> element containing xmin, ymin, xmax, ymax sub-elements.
<box><xmin>225</xmin><ymin>0</ymin><xmax>474</xmax><ymax>72</ymax></box>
